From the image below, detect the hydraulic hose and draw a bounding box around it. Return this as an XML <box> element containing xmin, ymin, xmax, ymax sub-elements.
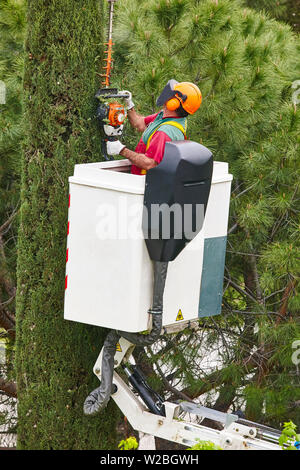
<box><xmin>83</xmin><ymin>261</ymin><xmax>168</xmax><ymax>416</ymax></box>
<box><xmin>83</xmin><ymin>329</ymin><xmax>120</xmax><ymax>416</ymax></box>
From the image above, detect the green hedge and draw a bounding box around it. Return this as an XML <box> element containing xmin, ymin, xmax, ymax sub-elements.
<box><xmin>16</xmin><ymin>0</ymin><xmax>119</xmax><ymax>449</ymax></box>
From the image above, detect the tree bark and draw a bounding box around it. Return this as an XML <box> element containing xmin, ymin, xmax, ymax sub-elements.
<box><xmin>276</xmin><ymin>279</ymin><xmax>297</xmax><ymax>325</ymax></box>
<box><xmin>0</xmin><ymin>378</ymin><xmax>17</xmax><ymax>398</ymax></box>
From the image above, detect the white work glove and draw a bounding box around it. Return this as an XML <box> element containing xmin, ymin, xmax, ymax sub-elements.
<box><xmin>106</xmin><ymin>140</ymin><xmax>125</xmax><ymax>155</ymax></box>
<box><xmin>120</xmin><ymin>90</ymin><xmax>135</xmax><ymax>110</ymax></box>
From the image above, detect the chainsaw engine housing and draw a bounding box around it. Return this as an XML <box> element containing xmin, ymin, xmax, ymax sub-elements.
<box><xmin>96</xmin><ymin>102</ymin><xmax>126</xmax><ymax>134</ymax></box>
<box><xmin>95</xmin><ymin>88</ymin><xmax>128</xmax><ymax>160</ymax></box>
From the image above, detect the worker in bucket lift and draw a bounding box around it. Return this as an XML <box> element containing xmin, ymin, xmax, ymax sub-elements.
<box><xmin>106</xmin><ymin>79</ymin><xmax>202</xmax><ymax>174</ymax></box>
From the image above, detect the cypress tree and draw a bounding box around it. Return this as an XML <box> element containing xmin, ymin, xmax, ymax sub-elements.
<box><xmin>113</xmin><ymin>0</ymin><xmax>300</xmax><ymax>429</ymax></box>
<box><xmin>16</xmin><ymin>0</ymin><xmax>119</xmax><ymax>449</ymax></box>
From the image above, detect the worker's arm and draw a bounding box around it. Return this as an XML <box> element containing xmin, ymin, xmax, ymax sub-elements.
<box><xmin>127</xmin><ymin>108</ymin><xmax>147</xmax><ymax>132</ymax></box>
<box><xmin>120</xmin><ymin>90</ymin><xmax>146</xmax><ymax>132</ymax></box>
<box><xmin>120</xmin><ymin>147</ymin><xmax>157</xmax><ymax>170</ymax></box>
<box><xmin>107</xmin><ymin>130</ymin><xmax>170</xmax><ymax>169</ymax></box>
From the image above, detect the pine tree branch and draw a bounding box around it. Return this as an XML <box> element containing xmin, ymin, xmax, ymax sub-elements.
<box><xmin>246</xmin><ymin>277</ymin><xmax>297</xmax><ymax>385</ymax></box>
<box><xmin>198</xmin><ymin>321</ymin><xmax>253</xmax><ymax>344</ymax></box>
<box><xmin>0</xmin><ymin>205</ymin><xmax>19</xmax><ymax>236</ymax></box>
<box><xmin>264</xmin><ymin>287</ymin><xmax>286</xmax><ymax>300</ymax></box>
<box><xmin>0</xmin><ymin>220</ymin><xmax>17</xmax><ymax>300</ymax></box>
<box><xmin>228</xmin><ymin>223</ymin><xmax>238</xmax><ymax>235</ymax></box>
<box><xmin>269</xmin><ymin>184</ymin><xmax>298</xmax><ymax>241</ymax></box>
<box><xmin>180</xmin><ymin>347</ymin><xmax>265</xmax><ymax>399</ymax></box>
<box><xmin>224</xmin><ymin>276</ymin><xmax>258</xmax><ymax>304</ymax></box>
<box><xmin>147</xmin><ymin>347</ymin><xmax>194</xmax><ymax>403</ymax></box>
<box><xmin>230</xmin><ymin>309</ymin><xmax>286</xmax><ymax>320</ymax></box>
<box><xmin>233</xmin><ymin>182</ymin><xmax>258</xmax><ymax>200</ymax></box>
<box><xmin>226</xmin><ymin>250</ymin><xmax>261</xmax><ymax>257</ymax></box>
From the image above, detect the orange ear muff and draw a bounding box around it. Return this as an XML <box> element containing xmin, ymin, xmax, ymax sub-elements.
<box><xmin>166</xmin><ymin>94</ymin><xmax>183</xmax><ymax>111</ymax></box>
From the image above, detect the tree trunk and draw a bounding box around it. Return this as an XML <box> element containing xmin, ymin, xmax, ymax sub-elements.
<box><xmin>15</xmin><ymin>0</ymin><xmax>119</xmax><ymax>449</ymax></box>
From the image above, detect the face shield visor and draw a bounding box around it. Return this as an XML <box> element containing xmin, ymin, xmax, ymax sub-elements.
<box><xmin>156</xmin><ymin>79</ymin><xmax>186</xmax><ymax>107</ymax></box>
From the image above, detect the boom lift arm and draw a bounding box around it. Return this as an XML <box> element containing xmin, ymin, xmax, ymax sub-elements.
<box><xmin>90</xmin><ymin>337</ymin><xmax>284</xmax><ymax>451</ymax></box>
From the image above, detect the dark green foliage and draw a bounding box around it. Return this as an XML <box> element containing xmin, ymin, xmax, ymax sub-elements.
<box><xmin>246</xmin><ymin>0</ymin><xmax>288</xmax><ymax>19</ymax></box>
<box><xmin>16</xmin><ymin>0</ymin><xmax>119</xmax><ymax>449</ymax></box>
<box><xmin>246</xmin><ymin>0</ymin><xmax>300</xmax><ymax>32</ymax></box>
<box><xmin>113</xmin><ymin>0</ymin><xmax>300</xmax><ymax>428</ymax></box>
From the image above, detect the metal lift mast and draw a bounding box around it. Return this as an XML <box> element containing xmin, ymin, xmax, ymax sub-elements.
<box><xmin>92</xmin><ymin>336</ymin><xmax>285</xmax><ymax>451</ymax></box>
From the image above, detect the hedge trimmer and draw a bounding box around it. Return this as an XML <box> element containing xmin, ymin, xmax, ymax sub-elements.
<box><xmin>95</xmin><ymin>0</ymin><xmax>129</xmax><ymax>161</ymax></box>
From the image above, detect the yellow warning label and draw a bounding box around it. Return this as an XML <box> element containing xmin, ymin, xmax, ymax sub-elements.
<box><xmin>116</xmin><ymin>342</ymin><xmax>122</xmax><ymax>352</ymax></box>
<box><xmin>176</xmin><ymin>309</ymin><xmax>184</xmax><ymax>321</ymax></box>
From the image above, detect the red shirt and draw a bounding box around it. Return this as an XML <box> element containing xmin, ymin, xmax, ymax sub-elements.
<box><xmin>131</xmin><ymin>113</ymin><xmax>172</xmax><ymax>175</ymax></box>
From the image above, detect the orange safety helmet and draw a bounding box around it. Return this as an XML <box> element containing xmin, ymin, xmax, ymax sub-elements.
<box><xmin>167</xmin><ymin>82</ymin><xmax>202</xmax><ymax>114</ymax></box>
<box><xmin>157</xmin><ymin>79</ymin><xmax>202</xmax><ymax>115</ymax></box>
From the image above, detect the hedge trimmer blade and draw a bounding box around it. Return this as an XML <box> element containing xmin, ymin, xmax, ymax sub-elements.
<box><xmin>95</xmin><ymin>88</ymin><xmax>130</xmax><ymax>100</ymax></box>
<box><xmin>96</xmin><ymin>1</ymin><xmax>129</xmax><ymax>162</ymax></box>
<box><xmin>101</xmin><ymin>0</ymin><xmax>117</xmax><ymax>88</ymax></box>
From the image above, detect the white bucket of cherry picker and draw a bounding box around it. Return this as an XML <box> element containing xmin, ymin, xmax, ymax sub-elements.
<box><xmin>64</xmin><ymin>154</ymin><xmax>232</xmax><ymax>332</ymax></box>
